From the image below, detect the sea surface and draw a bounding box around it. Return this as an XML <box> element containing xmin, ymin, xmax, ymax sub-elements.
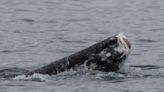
<box><xmin>0</xmin><ymin>0</ymin><xmax>164</xmax><ymax>92</ymax></box>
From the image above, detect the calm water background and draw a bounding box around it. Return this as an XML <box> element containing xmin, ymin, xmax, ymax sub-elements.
<box><xmin>0</xmin><ymin>0</ymin><xmax>164</xmax><ymax>92</ymax></box>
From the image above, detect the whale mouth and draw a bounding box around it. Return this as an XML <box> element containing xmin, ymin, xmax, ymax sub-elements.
<box><xmin>115</xmin><ymin>32</ymin><xmax>131</xmax><ymax>58</ymax></box>
<box><xmin>116</xmin><ymin>32</ymin><xmax>131</xmax><ymax>50</ymax></box>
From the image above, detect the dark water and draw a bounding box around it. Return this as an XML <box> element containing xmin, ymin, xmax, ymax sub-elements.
<box><xmin>0</xmin><ymin>0</ymin><xmax>164</xmax><ymax>92</ymax></box>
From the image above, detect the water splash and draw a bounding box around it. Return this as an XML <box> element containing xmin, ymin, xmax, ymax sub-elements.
<box><xmin>13</xmin><ymin>73</ymin><xmax>49</xmax><ymax>82</ymax></box>
<box><xmin>1</xmin><ymin>64</ymin><xmax>163</xmax><ymax>82</ymax></box>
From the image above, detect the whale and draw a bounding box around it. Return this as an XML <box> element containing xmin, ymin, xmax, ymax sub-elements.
<box><xmin>26</xmin><ymin>33</ymin><xmax>131</xmax><ymax>76</ymax></box>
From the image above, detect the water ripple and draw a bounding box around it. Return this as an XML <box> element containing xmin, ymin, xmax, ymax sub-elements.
<box><xmin>12</xmin><ymin>19</ymin><xmax>58</xmax><ymax>24</ymax></box>
<box><xmin>0</xmin><ymin>49</ymin><xmax>29</xmax><ymax>54</ymax></box>
<box><xmin>129</xmin><ymin>65</ymin><xmax>162</xmax><ymax>70</ymax></box>
<box><xmin>150</xmin><ymin>28</ymin><xmax>164</xmax><ymax>31</ymax></box>
<box><xmin>136</xmin><ymin>39</ymin><xmax>157</xmax><ymax>43</ymax></box>
<box><xmin>61</xmin><ymin>40</ymin><xmax>88</xmax><ymax>44</ymax></box>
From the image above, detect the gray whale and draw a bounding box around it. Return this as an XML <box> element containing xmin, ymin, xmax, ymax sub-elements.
<box><xmin>26</xmin><ymin>33</ymin><xmax>131</xmax><ymax>76</ymax></box>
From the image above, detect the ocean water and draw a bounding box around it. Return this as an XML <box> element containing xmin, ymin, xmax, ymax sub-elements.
<box><xmin>0</xmin><ymin>0</ymin><xmax>164</xmax><ymax>92</ymax></box>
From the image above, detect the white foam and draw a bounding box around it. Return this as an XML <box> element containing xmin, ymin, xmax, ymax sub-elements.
<box><xmin>13</xmin><ymin>73</ymin><xmax>49</xmax><ymax>82</ymax></box>
<box><xmin>94</xmin><ymin>72</ymin><xmax>125</xmax><ymax>80</ymax></box>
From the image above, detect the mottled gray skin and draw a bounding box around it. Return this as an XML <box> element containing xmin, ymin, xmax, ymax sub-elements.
<box><xmin>26</xmin><ymin>36</ymin><xmax>128</xmax><ymax>76</ymax></box>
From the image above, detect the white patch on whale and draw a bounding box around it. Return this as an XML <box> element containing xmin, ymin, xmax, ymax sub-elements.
<box><xmin>115</xmin><ymin>32</ymin><xmax>131</xmax><ymax>58</ymax></box>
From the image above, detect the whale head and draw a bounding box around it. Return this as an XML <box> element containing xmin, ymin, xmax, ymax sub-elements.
<box><xmin>87</xmin><ymin>33</ymin><xmax>131</xmax><ymax>72</ymax></box>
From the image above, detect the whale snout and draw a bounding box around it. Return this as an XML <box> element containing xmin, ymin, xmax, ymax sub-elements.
<box><xmin>116</xmin><ymin>32</ymin><xmax>131</xmax><ymax>50</ymax></box>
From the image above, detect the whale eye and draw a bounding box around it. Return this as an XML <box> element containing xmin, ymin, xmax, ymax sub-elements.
<box><xmin>123</xmin><ymin>38</ymin><xmax>131</xmax><ymax>49</ymax></box>
<box><xmin>109</xmin><ymin>37</ymin><xmax>117</xmax><ymax>44</ymax></box>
